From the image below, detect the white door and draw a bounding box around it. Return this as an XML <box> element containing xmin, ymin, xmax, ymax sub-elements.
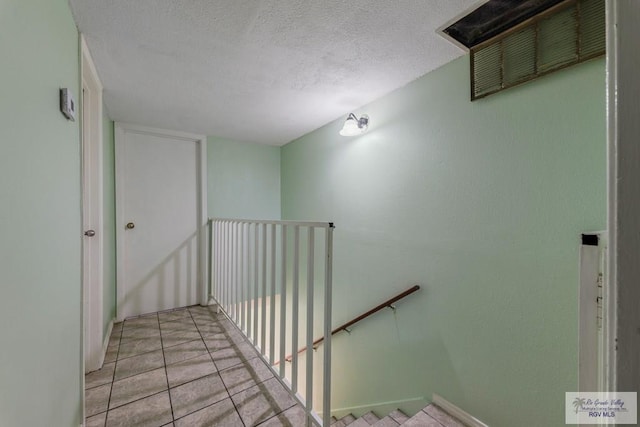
<box><xmin>82</xmin><ymin>37</ymin><xmax>104</xmax><ymax>374</ymax></box>
<box><xmin>116</xmin><ymin>124</ymin><xmax>207</xmax><ymax>320</ymax></box>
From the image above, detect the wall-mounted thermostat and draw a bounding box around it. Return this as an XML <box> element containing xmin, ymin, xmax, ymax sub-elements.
<box><xmin>60</xmin><ymin>88</ymin><xmax>76</xmax><ymax>121</ymax></box>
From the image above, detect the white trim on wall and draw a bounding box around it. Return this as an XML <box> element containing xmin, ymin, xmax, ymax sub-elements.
<box><xmin>80</xmin><ymin>34</ymin><xmax>104</xmax><ymax>374</ymax></box>
<box><xmin>606</xmin><ymin>0</ymin><xmax>640</xmax><ymax>398</ymax></box>
<box><xmin>114</xmin><ymin>123</ymin><xmax>208</xmax><ymax>321</ymax></box>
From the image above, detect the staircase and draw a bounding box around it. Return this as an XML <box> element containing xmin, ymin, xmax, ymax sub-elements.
<box><xmin>331</xmin><ymin>403</ymin><xmax>467</xmax><ymax>427</ymax></box>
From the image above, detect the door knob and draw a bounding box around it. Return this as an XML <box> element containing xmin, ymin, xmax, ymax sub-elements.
<box><xmin>84</xmin><ymin>230</ymin><xmax>96</xmax><ymax>237</ymax></box>
<box><xmin>126</xmin><ymin>222</ymin><xmax>135</xmax><ymax>230</ymax></box>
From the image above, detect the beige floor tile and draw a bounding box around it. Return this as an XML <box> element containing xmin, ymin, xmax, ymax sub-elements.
<box><xmin>169</xmin><ymin>373</ymin><xmax>229</xmax><ymax>419</ymax></box>
<box><xmin>104</xmin><ymin>342</ymin><xmax>119</xmax><ymax>364</ymax></box>
<box><xmin>161</xmin><ymin>329</ymin><xmax>202</xmax><ymax>348</ymax></box>
<box><xmin>163</xmin><ymin>339</ymin><xmax>207</xmax><ymax>366</ymax></box>
<box><xmin>232</xmin><ymin>378</ymin><xmax>297</xmax><ymax>426</ymax></box>
<box><xmin>196</xmin><ymin>322</ymin><xmax>225</xmax><ymax>339</ymax></box>
<box><xmin>174</xmin><ymin>398</ymin><xmax>243</xmax><ymax>427</ymax></box>
<box><xmin>106</xmin><ymin>391</ymin><xmax>172</xmax><ymax>427</ymax></box>
<box><xmin>85</xmin><ymin>411</ymin><xmax>107</xmax><ymax>427</ymax></box>
<box><xmin>257</xmin><ymin>405</ymin><xmax>307</xmax><ymax>426</ymax></box>
<box><xmin>121</xmin><ymin>324</ymin><xmax>161</xmax><ymax>340</ymax></box>
<box><xmin>118</xmin><ymin>337</ymin><xmax>162</xmax><ymax>359</ymax></box>
<box><xmin>86</xmin><ymin>383</ymin><xmax>111</xmax><ymax>417</ymax></box>
<box><xmin>114</xmin><ymin>349</ymin><xmax>164</xmax><ymax>381</ymax></box>
<box><xmin>219</xmin><ymin>357</ymin><xmax>274</xmax><ymax>395</ymax></box>
<box><xmin>109</xmin><ymin>367</ymin><xmax>167</xmax><ymax>409</ymax></box>
<box><xmin>210</xmin><ymin>341</ymin><xmax>257</xmax><ymax>371</ymax></box>
<box><xmin>122</xmin><ymin>315</ymin><xmax>158</xmax><ymax>330</ymax></box>
<box><xmin>166</xmin><ymin>353</ymin><xmax>217</xmax><ymax>388</ymax></box>
<box><xmin>85</xmin><ymin>362</ymin><xmax>115</xmax><ymax>389</ymax></box>
<box><xmin>158</xmin><ymin>308</ymin><xmax>192</xmax><ymax>323</ymax></box>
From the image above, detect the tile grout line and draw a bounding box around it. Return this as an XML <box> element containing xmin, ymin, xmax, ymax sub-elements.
<box><xmin>191</xmin><ymin>305</ymin><xmax>247</xmax><ymax>427</ymax></box>
<box><xmin>156</xmin><ymin>313</ymin><xmax>176</xmax><ymax>423</ymax></box>
<box><xmin>102</xmin><ymin>320</ymin><xmax>123</xmax><ymax>426</ymax></box>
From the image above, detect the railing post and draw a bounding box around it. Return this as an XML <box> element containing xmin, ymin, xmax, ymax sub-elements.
<box><xmin>261</xmin><ymin>223</ymin><xmax>267</xmax><ymax>353</ymax></box>
<box><xmin>323</xmin><ymin>225</ymin><xmax>334</xmax><ymax>427</ymax></box>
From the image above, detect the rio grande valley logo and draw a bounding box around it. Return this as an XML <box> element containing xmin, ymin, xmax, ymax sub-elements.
<box><xmin>566</xmin><ymin>392</ymin><xmax>637</xmax><ymax>424</ymax></box>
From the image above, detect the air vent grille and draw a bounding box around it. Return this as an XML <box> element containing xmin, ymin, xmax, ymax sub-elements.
<box><xmin>471</xmin><ymin>0</ymin><xmax>605</xmax><ymax>100</ymax></box>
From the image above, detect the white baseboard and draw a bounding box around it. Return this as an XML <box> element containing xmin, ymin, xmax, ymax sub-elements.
<box><xmin>432</xmin><ymin>394</ymin><xmax>489</xmax><ymax>427</ymax></box>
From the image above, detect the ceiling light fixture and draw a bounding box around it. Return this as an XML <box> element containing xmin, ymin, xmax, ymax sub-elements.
<box><xmin>339</xmin><ymin>113</ymin><xmax>369</xmax><ymax>136</ymax></box>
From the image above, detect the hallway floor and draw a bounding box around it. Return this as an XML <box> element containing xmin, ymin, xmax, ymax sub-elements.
<box><xmin>84</xmin><ymin>305</ymin><xmax>306</xmax><ymax>427</ymax></box>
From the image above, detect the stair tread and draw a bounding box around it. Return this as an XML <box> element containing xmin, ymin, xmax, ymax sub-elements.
<box><xmin>372</xmin><ymin>416</ymin><xmax>400</xmax><ymax>427</ymax></box>
<box><xmin>333</xmin><ymin>414</ymin><xmax>357</xmax><ymax>427</ymax></box>
<box><xmin>401</xmin><ymin>410</ymin><xmax>443</xmax><ymax>427</ymax></box>
<box><xmin>349</xmin><ymin>418</ymin><xmax>374</xmax><ymax>427</ymax></box>
<box><xmin>362</xmin><ymin>411</ymin><xmax>381</xmax><ymax>424</ymax></box>
<box><xmin>388</xmin><ymin>409</ymin><xmax>409</xmax><ymax>424</ymax></box>
<box><xmin>423</xmin><ymin>404</ymin><xmax>466</xmax><ymax>427</ymax></box>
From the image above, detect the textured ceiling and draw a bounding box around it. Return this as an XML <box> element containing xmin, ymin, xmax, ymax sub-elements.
<box><xmin>69</xmin><ymin>1</ymin><xmax>482</xmax><ymax>145</ymax></box>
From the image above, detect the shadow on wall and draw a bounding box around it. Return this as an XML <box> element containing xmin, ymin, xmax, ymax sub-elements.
<box><xmin>121</xmin><ymin>231</ymin><xmax>199</xmax><ymax>318</ymax></box>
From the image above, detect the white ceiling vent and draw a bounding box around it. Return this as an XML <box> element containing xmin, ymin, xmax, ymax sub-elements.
<box><xmin>471</xmin><ymin>0</ymin><xmax>605</xmax><ymax>100</ymax></box>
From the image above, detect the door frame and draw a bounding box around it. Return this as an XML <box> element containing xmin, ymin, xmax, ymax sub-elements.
<box><xmin>114</xmin><ymin>123</ymin><xmax>208</xmax><ymax>321</ymax></box>
<box><xmin>81</xmin><ymin>35</ymin><xmax>105</xmax><ymax>374</ymax></box>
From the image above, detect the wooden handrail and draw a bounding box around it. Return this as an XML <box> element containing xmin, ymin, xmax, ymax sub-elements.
<box><xmin>274</xmin><ymin>284</ymin><xmax>420</xmax><ymax>365</ymax></box>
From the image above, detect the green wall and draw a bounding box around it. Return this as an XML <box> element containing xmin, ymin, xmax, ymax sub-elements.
<box><xmin>0</xmin><ymin>0</ymin><xmax>82</xmax><ymax>425</ymax></box>
<box><xmin>207</xmin><ymin>136</ymin><xmax>281</xmax><ymax>219</ymax></box>
<box><xmin>103</xmin><ymin>112</ymin><xmax>116</xmax><ymax>338</ymax></box>
<box><xmin>281</xmin><ymin>56</ymin><xmax>606</xmax><ymax>426</ymax></box>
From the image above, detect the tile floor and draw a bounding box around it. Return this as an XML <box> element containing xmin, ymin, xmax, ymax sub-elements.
<box><xmin>85</xmin><ymin>305</ymin><xmax>307</xmax><ymax>427</ymax></box>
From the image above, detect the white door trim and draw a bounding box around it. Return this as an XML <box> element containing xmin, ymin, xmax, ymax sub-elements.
<box><xmin>81</xmin><ymin>34</ymin><xmax>105</xmax><ymax>374</ymax></box>
<box><xmin>114</xmin><ymin>123</ymin><xmax>208</xmax><ymax>321</ymax></box>
<box><xmin>606</xmin><ymin>0</ymin><xmax>640</xmax><ymax>398</ymax></box>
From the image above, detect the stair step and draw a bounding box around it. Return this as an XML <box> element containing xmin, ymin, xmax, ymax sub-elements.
<box><xmin>332</xmin><ymin>414</ymin><xmax>357</xmax><ymax>427</ymax></box>
<box><xmin>402</xmin><ymin>404</ymin><xmax>466</xmax><ymax>427</ymax></box>
<box><xmin>402</xmin><ymin>410</ymin><xmax>442</xmax><ymax>427</ymax></box>
<box><xmin>362</xmin><ymin>411</ymin><xmax>381</xmax><ymax>424</ymax></box>
<box><xmin>349</xmin><ymin>418</ymin><xmax>373</xmax><ymax>427</ymax></box>
<box><xmin>423</xmin><ymin>404</ymin><xmax>466</xmax><ymax>427</ymax></box>
<box><xmin>372</xmin><ymin>416</ymin><xmax>400</xmax><ymax>427</ymax></box>
<box><xmin>388</xmin><ymin>409</ymin><xmax>409</xmax><ymax>424</ymax></box>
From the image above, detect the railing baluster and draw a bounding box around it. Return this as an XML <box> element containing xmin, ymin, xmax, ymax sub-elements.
<box><xmin>261</xmin><ymin>223</ymin><xmax>267</xmax><ymax>355</ymax></box>
<box><xmin>306</xmin><ymin>227</ymin><xmax>315</xmax><ymax>421</ymax></box>
<box><xmin>279</xmin><ymin>225</ymin><xmax>287</xmax><ymax>379</ymax></box>
<box><xmin>239</xmin><ymin>222</ymin><xmax>245</xmax><ymax>333</ymax></box>
<box><xmin>216</xmin><ymin>221</ymin><xmax>221</xmax><ymax>304</ymax></box>
<box><xmin>253</xmin><ymin>223</ymin><xmax>259</xmax><ymax>347</ymax></box>
<box><xmin>234</xmin><ymin>222</ymin><xmax>239</xmax><ymax>322</ymax></box>
<box><xmin>292</xmin><ymin>225</ymin><xmax>300</xmax><ymax>393</ymax></box>
<box><xmin>246</xmin><ymin>223</ymin><xmax>253</xmax><ymax>341</ymax></box>
<box><xmin>222</xmin><ymin>221</ymin><xmax>229</xmax><ymax>311</ymax></box>
<box><xmin>269</xmin><ymin>223</ymin><xmax>276</xmax><ymax>364</ymax></box>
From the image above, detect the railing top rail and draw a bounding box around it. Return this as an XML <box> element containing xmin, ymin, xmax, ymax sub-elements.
<box><xmin>209</xmin><ymin>217</ymin><xmax>334</xmax><ymax>229</ymax></box>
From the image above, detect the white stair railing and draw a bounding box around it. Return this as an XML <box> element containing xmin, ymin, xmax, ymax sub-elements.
<box><xmin>207</xmin><ymin>218</ymin><xmax>334</xmax><ymax>426</ymax></box>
